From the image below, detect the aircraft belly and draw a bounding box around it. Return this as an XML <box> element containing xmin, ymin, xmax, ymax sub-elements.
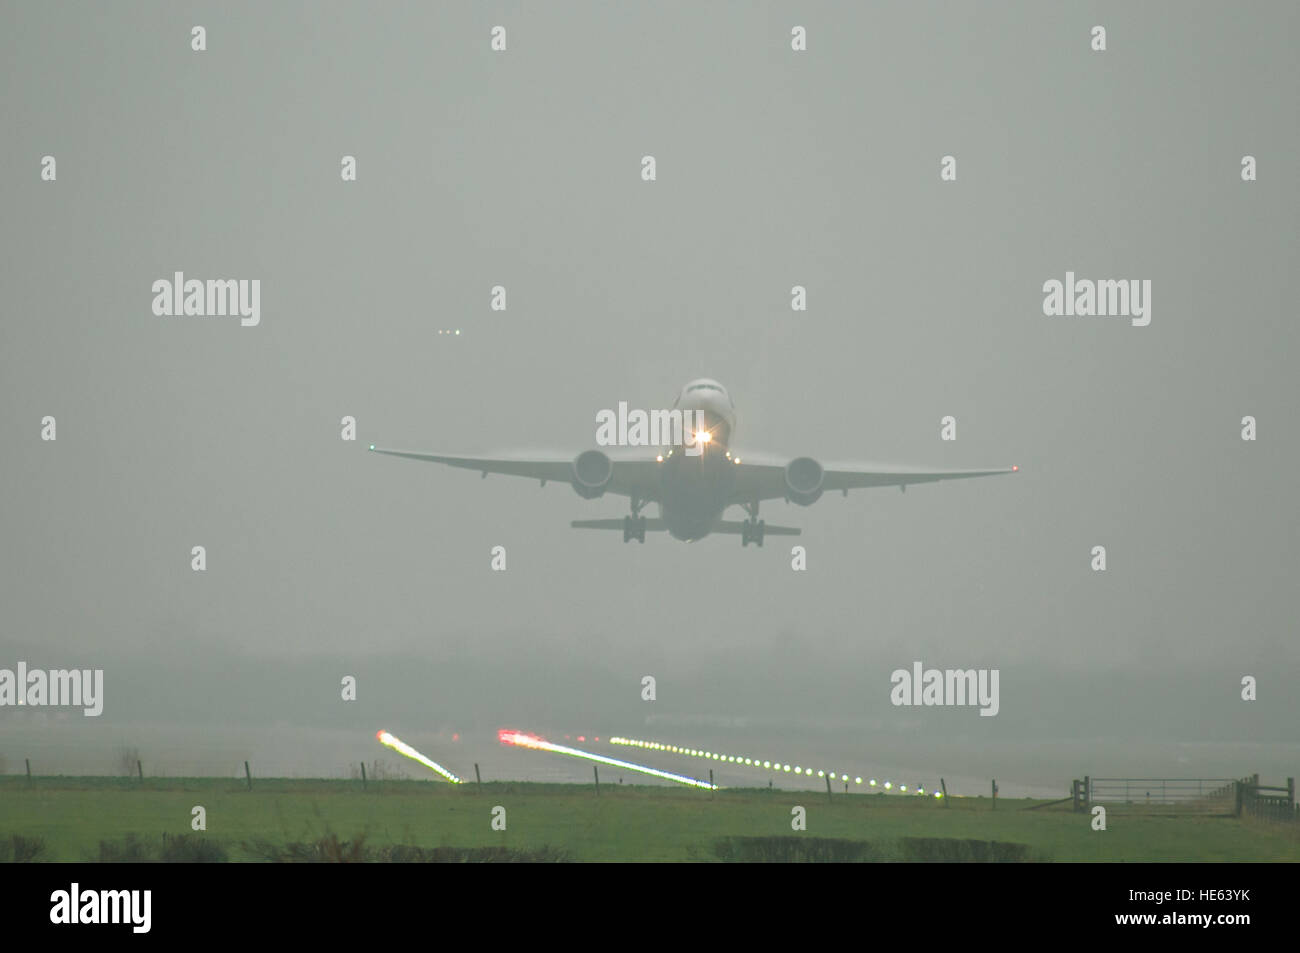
<box><xmin>660</xmin><ymin>457</ymin><xmax>732</xmax><ymax>540</ymax></box>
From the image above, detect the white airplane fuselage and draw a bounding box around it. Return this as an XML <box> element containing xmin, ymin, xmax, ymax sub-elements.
<box><xmin>659</xmin><ymin>379</ymin><xmax>740</xmax><ymax>541</ymax></box>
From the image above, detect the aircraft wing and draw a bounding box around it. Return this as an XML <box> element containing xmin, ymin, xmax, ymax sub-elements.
<box><xmin>726</xmin><ymin>455</ymin><xmax>1017</xmax><ymax>506</ymax></box>
<box><xmin>368</xmin><ymin>446</ymin><xmax>666</xmax><ymax>502</ymax></box>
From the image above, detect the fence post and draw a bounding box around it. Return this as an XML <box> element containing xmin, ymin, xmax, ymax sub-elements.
<box><xmin>1234</xmin><ymin>780</ymin><xmax>1244</xmax><ymax>817</ymax></box>
<box><xmin>475</xmin><ymin>763</ymin><xmax>482</xmax><ymax>794</ymax></box>
<box><xmin>137</xmin><ymin>760</ymin><xmax>143</xmax><ymax>782</ymax></box>
<box><xmin>360</xmin><ymin>762</ymin><xmax>367</xmax><ymax>790</ymax></box>
<box><xmin>593</xmin><ymin>765</ymin><xmax>600</xmax><ymax>797</ymax></box>
<box><xmin>244</xmin><ymin>760</ymin><xmax>252</xmax><ymax>791</ymax></box>
<box><xmin>940</xmin><ymin>778</ymin><xmax>948</xmax><ymax>806</ymax></box>
<box><xmin>825</xmin><ymin>774</ymin><xmax>832</xmax><ymax>803</ymax></box>
<box><xmin>991</xmin><ymin>779</ymin><xmax>997</xmax><ymax>810</ymax></box>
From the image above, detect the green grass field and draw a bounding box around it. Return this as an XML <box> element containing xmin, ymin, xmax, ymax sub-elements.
<box><xmin>2</xmin><ymin>776</ymin><xmax>1297</xmax><ymax>862</ymax></box>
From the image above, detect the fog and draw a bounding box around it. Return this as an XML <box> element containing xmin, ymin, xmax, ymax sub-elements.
<box><xmin>2</xmin><ymin>2</ymin><xmax>1296</xmax><ymax>799</ymax></box>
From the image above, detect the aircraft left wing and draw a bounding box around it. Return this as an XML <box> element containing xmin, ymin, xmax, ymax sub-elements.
<box><xmin>368</xmin><ymin>446</ymin><xmax>666</xmax><ymax>502</ymax></box>
<box><xmin>726</xmin><ymin>455</ymin><xmax>1017</xmax><ymax>506</ymax></box>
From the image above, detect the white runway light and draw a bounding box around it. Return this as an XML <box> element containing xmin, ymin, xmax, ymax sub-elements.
<box><xmin>500</xmin><ymin>730</ymin><xmax>715</xmax><ymax>790</ymax></box>
<box><xmin>609</xmin><ymin>735</ymin><xmax>910</xmax><ymax>793</ymax></box>
<box><xmin>376</xmin><ymin>729</ymin><xmax>462</xmax><ymax>783</ymax></box>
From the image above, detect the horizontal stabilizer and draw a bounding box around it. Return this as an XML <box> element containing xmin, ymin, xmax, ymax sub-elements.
<box><xmin>712</xmin><ymin>520</ymin><xmax>801</xmax><ymax>536</ymax></box>
<box><xmin>570</xmin><ymin>519</ymin><xmax>668</xmax><ymax>531</ymax></box>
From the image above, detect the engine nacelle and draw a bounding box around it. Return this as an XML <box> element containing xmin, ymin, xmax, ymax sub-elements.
<box><xmin>571</xmin><ymin>449</ymin><xmax>614</xmax><ymax>499</ymax></box>
<box><xmin>784</xmin><ymin>456</ymin><xmax>825</xmax><ymax>506</ymax></box>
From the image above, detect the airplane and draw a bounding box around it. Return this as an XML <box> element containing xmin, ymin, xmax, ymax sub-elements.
<box><xmin>369</xmin><ymin>378</ymin><xmax>1018</xmax><ymax>546</ymax></box>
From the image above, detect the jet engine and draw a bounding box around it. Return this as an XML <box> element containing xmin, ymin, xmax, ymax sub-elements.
<box><xmin>571</xmin><ymin>450</ymin><xmax>614</xmax><ymax>499</ymax></box>
<box><xmin>784</xmin><ymin>456</ymin><xmax>825</xmax><ymax>506</ymax></box>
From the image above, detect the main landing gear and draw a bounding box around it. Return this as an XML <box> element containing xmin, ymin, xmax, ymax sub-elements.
<box><xmin>623</xmin><ymin>498</ymin><xmax>647</xmax><ymax>543</ymax></box>
<box><xmin>741</xmin><ymin>502</ymin><xmax>764</xmax><ymax>547</ymax></box>
<box><xmin>623</xmin><ymin>515</ymin><xmax>647</xmax><ymax>543</ymax></box>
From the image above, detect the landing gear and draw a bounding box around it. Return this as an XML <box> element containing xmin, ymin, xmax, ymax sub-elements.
<box><xmin>623</xmin><ymin>515</ymin><xmax>647</xmax><ymax>543</ymax></box>
<box><xmin>739</xmin><ymin>501</ymin><xmax>764</xmax><ymax>547</ymax></box>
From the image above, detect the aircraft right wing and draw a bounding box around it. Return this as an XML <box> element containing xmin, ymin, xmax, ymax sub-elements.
<box><xmin>726</xmin><ymin>454</ymin><xmax>1018</xmax><ymax>506</ymax></box>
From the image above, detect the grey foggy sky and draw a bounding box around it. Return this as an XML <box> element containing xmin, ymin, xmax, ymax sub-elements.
<box><xmin>1</xmin><ymin>2</ymin><xmax>1296</xmax><ymax>791</ymax></box>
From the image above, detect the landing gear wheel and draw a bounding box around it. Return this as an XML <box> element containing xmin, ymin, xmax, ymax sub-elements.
<box><xmin>623</xmin><ymin>515</ymin><xmax>647</xmax><ymax>543</ymax></box>
<box><xmin>741</xmin><ymin>518</ymin><xmax>765</xmax><ymax>547</ymax></box>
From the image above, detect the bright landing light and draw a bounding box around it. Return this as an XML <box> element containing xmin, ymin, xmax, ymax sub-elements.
<box><xmin>375</xmin><ymin>730</ymin><xmax>462</xmax><ymax>783</ymax></box>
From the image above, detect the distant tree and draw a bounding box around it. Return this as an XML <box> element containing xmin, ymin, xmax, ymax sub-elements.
<box><xmin>116</xmin><ymin>745</ymin><xmax>141</xmax><ymax>777</ymax></box>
